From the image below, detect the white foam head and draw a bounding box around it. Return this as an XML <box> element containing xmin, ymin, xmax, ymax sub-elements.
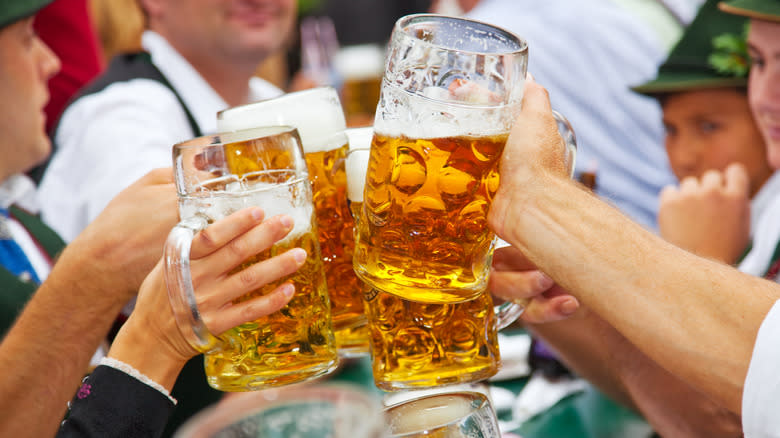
<box><xmin>346</xmin><ymin>148</ymin><xmax>370</xmax><ymax>202</ymax></box>
<box><xmin>346</xmin><ymin>126</ymin><xmax>373</xmax><ymax>150</ymax></box>
<box><xmin>218</xmin><ymin>87</ymin><xmax>347</xmax><ymax>154</ymax></box>
<box><xmin>334</xmin><ymin>44</ymin><xmax>385</xmax><ymax>80</ymax></box>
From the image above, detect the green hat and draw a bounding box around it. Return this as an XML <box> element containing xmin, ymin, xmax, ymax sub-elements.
<box><xmin>633</xmin><ymin>0</ymin><xmax>750</xmax><ymax>96</ymax></box>
<box><xmin>0</xmin><ymin>0</ymin><xmax>53</xmax><ymax>30</ymax></box>
<box><xmin>720</xmin><ymin>0</ymin><xmax>780</xmax><ymax>23</ymax></box>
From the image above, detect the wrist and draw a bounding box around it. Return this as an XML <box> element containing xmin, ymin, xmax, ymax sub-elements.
<box><xmin>108</xmin><ymin>316</ymin><xmax>187</xmax><ymax>392</ymax></box>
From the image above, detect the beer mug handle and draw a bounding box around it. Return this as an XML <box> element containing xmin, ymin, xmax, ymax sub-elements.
<box><xmin>163</xmin><ymin>215</ymin><xmax>223</xmax><ymax>353</ymax></box>
<box><xmin>552</xmin><ymin>110</ymin><xmax>578</xmax><ymax>178</ymax></box>
<box><xmin>494</xmin><ymin>300</ymin><xmax>525</xmax><ymax>331</ymax></box>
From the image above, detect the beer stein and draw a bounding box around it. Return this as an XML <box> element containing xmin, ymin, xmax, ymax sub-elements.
<box><xmin>165</xmin><ymin>126</ymin><xmax>338</xmax><ymax>391</ymax></box>
<box><xmin>174</xmin><ymin>384</ymin><xmax>385</xmax><ymax>438</ymax></box>
<box><xmin>384</xmin><ymin>391</ymin><xmax>500</xmax><ymax>437</ymax></box>
<box><xmin>353</xmin><ymin>14</ymin><xmax>577</xmax><ymax>304</ymax></box>
<box><xmin>365</xmin><ymin>287</ymin><xmax>522</xmax><ymax>391</ymax></box>
<box><xmin>217</xmin><ymin>88</ymin><xmax>368</xmax><ymax>355</ymax></box>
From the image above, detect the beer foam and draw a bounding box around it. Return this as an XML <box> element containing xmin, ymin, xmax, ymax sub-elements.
<box><xmin>217</xmin><ymin>87</ymin><xmax>347</xmax><ymax>154</ymax></box>
<box><xmin>345</xmin><ymin>148</ymin><xmax>370</xmax><ymax>202</ymax></box>
<box><xmin>346</xmin><ymin>127</ymin><xmax>373</xmax><ymax>150</ymax></box>
<box><xmin>376</xmin><ymin>83</ymin><xmax>519</xmax><ymax>139</ymax></box>
<box><xmin>333</xmin><ymin>44</ymin><xmax>385</xmax><ymax>80</ymax></box>
<box><xmin>180</xmin><ymin>177</ymin><xmax>314</xmax><ymax>245</ymax></box>
<box><xmin>386</xmin><ymin>393</ymin><xmax>475</xmax><ymax>434</ymax></box>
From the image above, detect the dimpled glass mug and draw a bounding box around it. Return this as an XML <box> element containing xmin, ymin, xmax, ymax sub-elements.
<box><xmin>353</xmin><ymin>14</ymin><xmax>576</xmax><ymax>304</ymax></box>
<box><xmin>218</xmin><ymin>88</ymin><xmax>369</xmax><ymax>357</ymax></box>
<box><xmin>165</xmin><ymin>126</ymin><xmax>339</xmax><ymax>391</ymax></box>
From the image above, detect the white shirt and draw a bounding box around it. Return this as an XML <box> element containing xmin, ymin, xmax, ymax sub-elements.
<box><xmin>743</xmin><ymin>299</ymin><xmax>780</xmax><ymax>437</ymax></box>
<box><xmin>739</xmin><ymin>172</ymin><xmax>780</xmax><ymax>278</ymax></box>
<box><xmin>466</xmin><ymin>0</ymin><xmax>678</xmax><ymax>230</ymax></box>
<box><xmin>38</xmin><ymin>31</ymin><xmax>283</xmax><ymax>242</ymax></box>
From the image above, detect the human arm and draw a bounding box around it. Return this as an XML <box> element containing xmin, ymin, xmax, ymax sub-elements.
<box><xmin>658</xmin><ymin>165</ymin><xmax>752</xmax><ymax>265</ymax></box>
<box><xmin>492</xmin><ymin>246</ymin><xmax>741</xmax><ymax>436</ymax></box>
<box><xmin>487</xmin><ymin>79</ymin><xmax>779</xmax><ymax>414</ymax></box>
<box><xmin>57</xmin><ymin>207</ymin><xmax>302</xmax><ymax>437</ymax></box>
<box><xmin>0</xmin><ymin>169</ymin><xmax>178</xmax><ymax>438</ymax></box>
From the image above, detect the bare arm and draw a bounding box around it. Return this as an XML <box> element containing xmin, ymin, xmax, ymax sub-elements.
<box><xmin>492</xmin><ymin>246</ymin><xmax>742</xmax><ymax>436</ymax></box>
<box><xmin>0</xmin><ymin>169</ymin><xmax>178</xmax><ymax>438</ymax></box>
<box><xmin>488</xmin><ymin>80</ymin><xmax>779</xmax><ymax>414</ymax></box>
<box><xmin>529</xmin><ymin>312</ymin><xmax>741</xmax><ymax>437</ymax></box>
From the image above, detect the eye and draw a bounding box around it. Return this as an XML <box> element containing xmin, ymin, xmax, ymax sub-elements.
<box><xmin>749</xmin><ymin>51</ymin><xmax>765</xmax><ymax>69</ymax></box>
<box><xmin>698</xmin><ymin>121</ymin><xmax>719</xmax><ymax>133</ymax></box>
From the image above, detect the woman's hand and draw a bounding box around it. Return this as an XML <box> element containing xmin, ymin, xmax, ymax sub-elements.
<box><xmin>108</xmin><ymin>207</ymin><xmax>305</xmax><ymax>390</ymax></box>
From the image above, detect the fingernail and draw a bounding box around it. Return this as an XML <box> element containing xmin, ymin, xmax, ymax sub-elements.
<box><xmin>537</xmin><ymin>272</ymin><xmax>554</xmax><ymax>290</ymax></box>
<box><xmin>561</xmin><ymin>298</ymin><xmax>579</xmax><ymax>315</ymax></box>
<box><xmin>291</xmin><ymin>248</ymin><xmax>307</xmax><ymax>264</ymax></box>
<box><xmin>280</xmin><ymin>215</ymin><xmax>294</xmax><ymax>229</ymax></box>
<box><xmin>281</xmin><ymin>283</ymin><xmax>295</xmax><ymax>299</ymax></box>
<box><xmin>251</xmin><ymin>208</ymin><xmax>264</xmax><ymax>220</ymax></box>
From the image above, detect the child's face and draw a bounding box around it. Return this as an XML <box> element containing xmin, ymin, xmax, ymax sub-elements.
<box><xmin>662</xmin><ymin>88</ymin><xmax>772</xmax><ymax>197</ymax></box>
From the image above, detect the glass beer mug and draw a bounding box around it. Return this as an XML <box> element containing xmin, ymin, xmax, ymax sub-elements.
<box><xmin>217</xmin><ymin>88</ymin><xmax>368</xmax><ymax>356</ymax></box>
<box><xmin>165</xmin><ymin>126</ymin><xmax>339</xmax><ymax>391</ymax></box>
<box><xmin>353</xmin><ymin>14</ymin><xmax>576</xmax><ymax>304</ymax></box>
<box><xmin>384</xmin><ymin>391</ymin><xmax>500</xmax><ymax>438</ymax></box>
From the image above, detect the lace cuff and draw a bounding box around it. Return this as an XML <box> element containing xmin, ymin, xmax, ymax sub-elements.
<box><xmin>99</xmin><ymin>357</ymin><xmax>178</xmax><ymax>405</ymax></box>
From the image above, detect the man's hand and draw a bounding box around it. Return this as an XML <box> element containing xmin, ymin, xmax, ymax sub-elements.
<box><xmin>60</xmin><ymin>168</ymin><xmax>179</xmax><ymax>301</ymax></box>
<box><xmin>490</xmin><ymin>246</ymin><xmax>580</xmax><ymax>323</ymax></box>
<box><xmin>658</xmin><ymin>163</ymin><xmax>751</xmax><ymax>264</ymax></box>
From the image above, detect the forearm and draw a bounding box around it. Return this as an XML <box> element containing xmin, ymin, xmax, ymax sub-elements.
<box><xmin>0</xmin><ymin>247</ymin><xmax>127</xmax><ymax>438</ymax></box>
<box><xmin>497</xmin><ymin>173</ymin><xmax>778</xmax><ymax>412</ymax></box>
<box><xmin>530</xmin><ymin>312</ymin><xmax>741</xmax><ymax>437</ymax></box>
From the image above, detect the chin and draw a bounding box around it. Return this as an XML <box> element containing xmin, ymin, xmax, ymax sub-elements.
<box><xmin>768</xmin><ymin>145</ymin><xmax>780</xmax><ymax>171</ymax></box>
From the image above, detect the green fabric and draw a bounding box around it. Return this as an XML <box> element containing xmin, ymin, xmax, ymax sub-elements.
<box><xmin>720</xmin><ymin>0</ymin><xmax>780</xmax><ymax>22</ymax></box>
<box><xmin>0</xmin><ymin>0</ymin><xmax>53</xmax><ymax>29</ymax></box>
<box><xmin>0</xmin><ymin>207</ymin><xmax>65</xmax><ymax>337</ymax></box>
<box><xmin>633</xmin><ymin>0</ymin><xmax>750</xmax><ymax>96</ymax></box>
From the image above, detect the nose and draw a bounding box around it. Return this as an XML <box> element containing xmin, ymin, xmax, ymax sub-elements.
<box><xmin>666</xmin><ymin>132</ymin><xmax>701</xmax><ymax>178</ymax></box>
<box><xmin>37</xmin><ymin>37</ymin><xmax>61</xmax><ymax>81</ymax></box>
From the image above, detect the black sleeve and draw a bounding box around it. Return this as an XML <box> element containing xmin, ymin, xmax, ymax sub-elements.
<box><xmin>56</xmin><ymin>365</ymin><xmax>175</xmax><ymax>438</ymax></box>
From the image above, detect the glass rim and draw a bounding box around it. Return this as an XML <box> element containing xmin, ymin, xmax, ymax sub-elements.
<box><xmin>394</xmin><ymin>13</ymin><xmax>528</xmax><ymax>57</ymax></box>
<box><xmin>173</xmin><ymin>125</ymin><xmax>300</xmax><ymax>150</ymax></box>
<box><xmin>173</xmin><ymin>384</ymin><xmax>385</xmax><ymax>438</ymax></box>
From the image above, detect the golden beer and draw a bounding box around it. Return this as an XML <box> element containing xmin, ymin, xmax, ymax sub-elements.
<box><xmin>180</xmin><ymin>170</ymin><xmax>338</xmax><ymax>391</ymax></box>
<box><xmin>365</xmin><ymin>288</ymin><xmax>501</xmax><ymax>391</ymax></box>
<box><xmin>218</xmin><ymin>89</ymin><xmax>369</xmax><ymax>352</ymax></box>
<box><xmin>354</xmin><ymin>132</ymin><xmax>506</xmax><ymax>303</ymax></box>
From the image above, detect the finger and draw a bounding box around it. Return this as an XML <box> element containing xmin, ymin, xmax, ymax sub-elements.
<box><xmin>521</xmin><ymin>79</ymin><xmax>554</xmax><ymax>118</ymax></box>
<box><xmin>700</xmin><ymin>169</ymin><xmax>724</xmax><ymax>190</ymax></box>
<box><xmin>489</xmin><ymin>269</ymin><xmax>554</xmax><ymax>302</ymax></box>
<box><xmin>521</xmin><ymin>294</ymin><xmax>580</xmax><ymax>324</ymax></box>
<box><xmin>202</xmin><ymin>215</ymin><xmax>297</xmax><ymax>276</ymax></box>
<box><xmin>658</xmin><ymin>184</ymin><xmax>679</xmax><ymax>203</ymax></box>
<box><xmin>208</xmin><ymin>283</ymin><xmax>296</xmax><ymax>335</ymax></box>
<box><xmin>678</xmin><ymin>175</ymin><xmax>700</xmax><ymax>192</ymax></box>
<box><xmin>724</xmin><ymin>162</ymin><xmax>750</xmax><ymax>196</ymax></box>
<box><xmin>191</xmin><ymin>208</ymin><xmax>267</xmax><ymax>259</ymax></box>
<box><xmin>492</xmin><ymin>246</ymin><xmax>538</xmax><ymax>271</ymax></box>
<box><xmin>217</xmin><ymin>247</ymin><xmax>307</xmax><ymax>304</ymax></box>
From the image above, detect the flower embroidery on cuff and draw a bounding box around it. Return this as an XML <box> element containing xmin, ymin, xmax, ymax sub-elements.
<box><xmin>77</xmin><ymin>383</ymin><xmax>92</xmax><ymax>399</ymax></box>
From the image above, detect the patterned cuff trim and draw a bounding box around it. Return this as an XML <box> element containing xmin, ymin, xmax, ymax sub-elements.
<box><xmin>99</xmin><ymin>357</ymin><xmax>178</xmax><ymax>405</ymax></box>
